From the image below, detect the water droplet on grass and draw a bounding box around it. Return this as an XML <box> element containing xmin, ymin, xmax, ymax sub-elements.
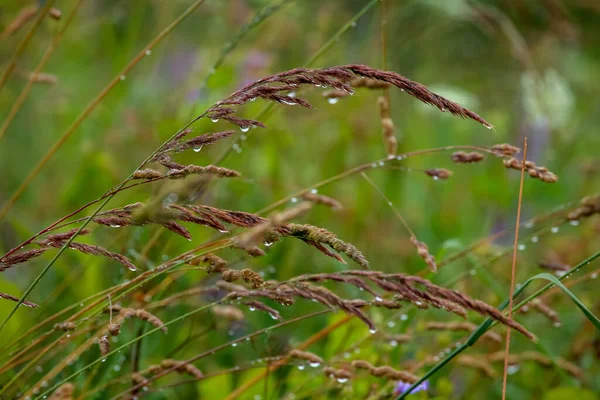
<box><xmin>240</xmin><ymin>126</ymin><xmax>250</xmax><ymax>133</ymax></box>
<box><xmin>327</xmin><ymin>98</ymin><xmax>339</xmax><ymax>105</ymax></box>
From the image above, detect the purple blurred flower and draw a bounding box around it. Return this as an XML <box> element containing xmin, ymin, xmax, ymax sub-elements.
<box><xmin>394</xmin><ymin>380</ymin><xmax>429</xmax><ymax>396</ymax></box>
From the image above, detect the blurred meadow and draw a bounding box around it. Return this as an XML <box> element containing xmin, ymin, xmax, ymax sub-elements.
<box><xmin>1</xmin><ymin>0</ymin><xmax>600</xmax><ymax>399</ymax></box>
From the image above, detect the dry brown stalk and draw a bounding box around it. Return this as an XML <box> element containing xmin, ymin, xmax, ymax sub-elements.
<box><xmin>323</xmin><ymin>366</ymin><xmax>353</xmax><ymax>381</ymax></box>
<box><xmin>502</xmin><ymin>137</ymin><xmax>528</xmax><ymax>400</ymax></box>
<box><xmin>566</xmin><ymin>194</ymin><xmax>600</xmax><ymax>221</ymax></box>
<box><xmin>491</xmin><ymin>143</ymin><xmax>520</xmax><ymax>157</ymax></box>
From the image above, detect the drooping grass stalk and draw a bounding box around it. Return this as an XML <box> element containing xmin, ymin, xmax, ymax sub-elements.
<box><xmin>212</xmin><ymin>0</ymin><xmax>379</xmax><ymax>166</ymax></box>
<box><xmin>502</xmin><ymin>137</ymin><xmax>527</xmax><ymax>399</ymax></box>
<box><xmin>0</xmin><ymin>0</ymin><xmax>57</xmax><ymax>94</ymax></box>
<box><xmin>0</xmin><ymin>0</ymin><xmax>209</xmax><ymax>222</ymax></box>
<box><xmin>396</xmin><ymin>249</ymin><xmax>600</xmax><ymax>399</ymax></box>
<box><xmin>0</xmin><ymin>0</ymin><xmax>84</xmax><ymax>141</ymax></box>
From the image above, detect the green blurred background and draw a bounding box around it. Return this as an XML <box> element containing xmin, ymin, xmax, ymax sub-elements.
<box><xmin>1</xmin><ymin>0</ymin><xmax>599</xmax><ymax>399</ymax></box>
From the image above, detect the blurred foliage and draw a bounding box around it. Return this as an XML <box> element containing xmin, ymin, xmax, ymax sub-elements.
<box><xmin>1</xmin><ymin>0</ymin><xmax>599</xmax><ymax>399</ymax></box>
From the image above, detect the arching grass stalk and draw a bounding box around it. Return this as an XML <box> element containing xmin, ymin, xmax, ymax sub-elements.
<box><xmin>212</xmin><ymin>0</ymin><xmax>379</xmax><ymax>166</ymax></box>
<box><xmin>396</xmin><ymin>249</ymin><xmax>600</xmax><ymax>399</ymax></box>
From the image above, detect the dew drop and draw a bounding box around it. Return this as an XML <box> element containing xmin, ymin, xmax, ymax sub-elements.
<box><xmin>114</xmin><ymin>365</ymin><xmax>121</xmax><ymax>371</ymax></box>
<box><xmin>102</xmin><ymin>359</ymin><xmax>106</xmax><ymax>363</ymax></box>
<box><xmin>297</xmin><ymin>365</ymin><xmax>305</xmax><ymax>370</ymax></box>
<box><xmin>336</xmin><ymin>378</ymin><xmax>348</xmax><ymax>383</ymax></box>
<box><xmin>41</xmin><ymin>381</ymin><xmax>48</xmax><ymax>388</ymax></box>
<box><xmin>470</xmin><ymin>269</ymin><xmax>477</xmax><ymax>276</ymax></box>
<box><xmin>518</xmin><ymin>244</ymin><xmax>526</xmax><ymax>251</ymax></box>
<box><xmin>269</xmin><ymin>313</ymin><xmax>278</xmax><ymax>320</ymax></box>
<box><xmin>371</xmin><ymin>163</ymin><xmax>377</xmax><ymax>168</ymax></box>
<box><xmin>553</xmin><ymin>322</ymin><xmax>561</xmax><ymax>328</ymax></box>
<box><xmin>396</xmin><ymin>155</ymin><xmax>405</xmax><ymax>160</ymax></box>
<box><xmin>369</xmin><ymin>328</ymin><xmax>377</xmax><ymax>334</ymax></box>
<box><xmin>531</xmin><ymin>236</ymin><xmax>539</xmax><ymax>243</ymax></box>
<box><xmin>390</xmin><ymin>340</ymin><xmax>398</xmax><ymax>347</ymax></box>
<box><xmin>310</xmin><ymin>188</ymin><xmax>318</xmax><ymax>194</ymax></box>
<box><xmin>351</xmin><ymin>21</ymin><xmax>357</xmax><ymax>27</ymax></box>
<box><xmin>119</xmin><ymin>74</ymin><xmax>126</xmax><ymax>81</ymax></box>
<box><xmin>240</xmin><ymin>134</ymin><xmax>247</xmax><ymax>141</ymax></box>
<box><xmin>375</xmin><ymin>296</ymin><xmax>383</xmax><ymax>302</ymax></box>
<box><xmin>232</xmin><ymin>343</ymin><xmax>238</xmax><ymax>347</ymax></box>
<box><xmin>290</xmin><ymin>197</ymin><xmax>298</xmax><ymax>203</ymax></box>
<box><xmin>288</xmin><ymin>91</ymin><xmax>296</xmax><ymax>98</ymax></box>
<box><xmin>264</xmin><ymin>241</ymin><xmax>273</xmax><ymax>247</ymax></box>
<box><xmin>128</xmin><ymin>265</ymin><xmax>137</xmax><ymax>272</ymax></box>
<box><xmin>387</xmin><ymin>321</ymin><xmax>395</xmax><ymax>328</ymax></box>
<box><xmin>432</xmin><ymin>176</ymin><xmax>439</xmax><ymax>181</ymax></box>
<box><xmin>36</xmin><ymin>366</ymin><xmax>43</xmax><ymax>373</ymax></box>
<box><xmin>211</xmin><ymin>118</ymin><xmax>219</xmax><ymax>123</ymax></box>
<box><xmin>240</xmin><ymin>126</ymin><xmax>250</xmax><ymax>133</ymax></box>
<box><xmin>145</xmin><ymin>49</ymin><xmax>151</xmax><ymax>56</ymax></box>
<box><xmin>400</xmin><ymin>314</ymin><xmax>408</xmax><ymax>321</ymax></box>
<box><xmin>343</xmin><ymin>352</ymin><xmax>351</xmax><ymax>359</ymax></box>
<box><xmin>309</xmin><ymin>362</ymin><xmax>320</xmax><ymax>368</ymax></box>
<box><xmin>193</xmin><ymin>146</ymin><xmax>203</xmax><ymax>152</ymax></box>
<box><xmin>551</xmin><ymin>226</ymin><xmax>559</xmax><ymax>233</ymax></box>
<box><xmin>592</xmin><ymin>273</ymin><xmax>598</xmax><ymax>279</ymax></box>
<box><xmin>569</xmin><ymin>220</ymin><xmax>580</xmax><ymax>226</ymax></box>
<box><xmin>327</xmin><ymin>98</ymin><xmax>339</xmax><ymax>105</ymax></box>
<box><xmin>507</xmin><ymin>365</ymin><xmax>520</xmax><ymax>375</ymax></box>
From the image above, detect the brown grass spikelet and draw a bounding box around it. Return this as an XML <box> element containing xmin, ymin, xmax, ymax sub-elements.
<box><xmin>424</xmin><ymin>168</ymin><xmax>452</xmax><ymax>180</ymax></box>
<box><xmin>491</xmin><ymin>143</ymin><xmax>520</xmax><ymax>157</ymax></box>
<box><xmin>566</xmin><ymin>194</ymin><xmax>600</xmax><ymax>221</ymax></box>
<box><xmin>285</xmin><ymin>223</ymin><xmax>370</xmax><ymax>269</ymax></box>
<box><xmin>160</xmin><ymin>359</ymin><xmax>204</xmax><ymax>379</ymax></box>
<box><xmin>0</xmin><ymin>291</ymin><xmax>39</xmax><ymax>307</ymax></box>
<box><xmin>236</xmin><ymin>202</ymin><xmax>312</xmax><ymax>248</ymax></box>
<box><xmin>323</xmin><ymin>367</ymin><xmax>352</xmax><ymax>381</ymax></box>
<box><xmin>244</xmin><ymin>300</ymin><xmax>283</xmax><ymax>321</ymax></box>
<box><xmin>503</xmin><ymin>158</ymin><xmax>558</xmax><ymax>183</ymax></box>
<box><xmin>135</xmin><ymin>309</ymin><xmax>167</xmax><ymax>333</ymax></box>
<box><xmin>323</xmin><ymin>89</ymin><xmax>350</xmax><ymax>99</ymax></box>
<box><xmin>351</xmin><ymin>360</ymin><xmax>419</xmax><ymax>383</ymax></box>
<box><xmin>301</xmin><ymin>193</ymin><xmax>343</xmax><ymax>210</ymax></box>
<box><xmin>108</xmin><ymin>323</ymin><xmax>121</xmax><ymax>336</ymax></box>
<box><xmin>288</xmin><ymin>350</ymin><xmax>324</xmax><ymax>365</ymax></box>
<box><xmin>189</xmin><ymin>253</ymin><xmax>228</xmax><ymax>272</ymax></box>
<box><xmin>54</xmin><ymin>322</ymin><xmax>77</xmax><ymax>331</ymax></box>
<box><xmin>49</xmin><ymin>383</ymin><xmax>74</xmax><ymax>400</ymax></box>
<box><xmin>132</xmin><ymin>169</ymin><xmax>164</xmax><ymax>179</ymax></box>
<box><xmin>212</xmin><ymin>305</ymin><xmax>245</xmax><ymax>321</ymax></box>
<box><xmin>410</xmin><ymin>236</ymin><xmax>437</xmax><ymax>272</ymax></box>
<box><xmin>0</xmin><ymin>248</ymin><xmax>50</xmax><ymax>272</ymax></box>
<box><xmin>350</xmin><ymin>77</ymin><xmax>391</xmax><ymax>89</ymax></box>
<box><xmin>167</xmin><ymin>165</ymin><xmax>241</xmax><ymax>179</ymax></box>
<box><xmin>37</xmin><ymin>239</ymin><xmax>137</xmax><ymax>272</ymax></box>
<box><xmin>451</xmin><ymin>151</ymin><xmax>485</xmax><ymax>164</ymax></box>
<box><xmin>98</xmin><ymin>335</ymin><xmax>110</xmax><ymax>355</ymax></box>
